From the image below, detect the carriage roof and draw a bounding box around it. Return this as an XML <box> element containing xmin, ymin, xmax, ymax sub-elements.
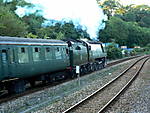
<box><xmin>0</xmin><ymin>36</ymin><xmax>67</xmax><ymax>46</ymax></box>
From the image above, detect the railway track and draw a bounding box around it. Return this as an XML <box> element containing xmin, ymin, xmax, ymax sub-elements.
<box><xmin>106</xmin><ymin>55</ymin><xmax>141</xmax><ymax>67</ymax></box>
<box><xmin>62</xmin><ymin>56</ymin><xmax>149</xmax><ymax>113</ymax></box>
<box><xmin>0</xmin><ymin>55</ymin><xmax>142</xmax><ymax>104</ymax></box>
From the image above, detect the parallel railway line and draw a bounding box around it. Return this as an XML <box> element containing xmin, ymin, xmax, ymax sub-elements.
<box><xmin>62</xmin><ymin>55</ymin><xmax>149</xmax><ymax>113</ymax></box>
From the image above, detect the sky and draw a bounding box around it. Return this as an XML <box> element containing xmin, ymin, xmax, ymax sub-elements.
<box><xmin>15</xmin><ymin>0</ymin><xmax>150</xmax><ymax>39</ymax></box>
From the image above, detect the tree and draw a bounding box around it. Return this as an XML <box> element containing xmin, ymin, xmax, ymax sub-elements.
<box><xmin>126</xmin><ymin>22</ymin><xmax>144</xmax><ymax>47</ymax></box>
<box><xmin>98</xmin><ymin>0</ymin><xmax>122</xmax><ymax>19</ymax></box>
<box><xmin>99</xmin><ymin>16</ymin><xmax>150</xmax><ymax>47</ymax></box>
<box><xmin>61</xmin><ymin>22</ymin><xmax>78</xmax><ymax>39</ymax></box>
<box><xmin>36</xmin><ymin>21</ymin><xmax>90</xmax><ymax>40</ymax></box>
<box><xmin>26</xmin><ymin>32</ymin><xmax>38</xmax><ymax>38</ymax></box>
<box><xmin>99</xmin><ymin>17</ymin><xmax>128</xmax><ymax>46</ymax></box>
<box><xmin>0</xmin><ymin>5</ymin><xmax>28</xmax><ymax>37</ymax></box>
<box><xmin>4</xmin><ymin>0</ymin><xmax>33</xmax><ymax>11</ymax></box>
<box><xmin>120</xmin><ymin>5</ymin><xmax>150</xmax><ymax>28</ymax></box>
<box><xmin>22</xmin><ymin>12</ymin><xmax>46</xmax><ymax>34</ymax></box>
<box><xmin>98</xmin><ymin>0</ymin><xmax>150</xmax><ymax>48</ymax></box>
<box><xmin>36</xmin><ymin>26</ymin><xmax>57</xmax><ymax>39</ymax></box>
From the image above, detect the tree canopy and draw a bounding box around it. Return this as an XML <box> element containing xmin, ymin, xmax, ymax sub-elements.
<box><xmin>0</xmin><ymin>5</ymin><xmax>28</xmax><ymax>37</ymax></box>
<box><xmin>98</xmin><ymin>0</ymin><xmax>150</xmax><ymax>47</ymax></box>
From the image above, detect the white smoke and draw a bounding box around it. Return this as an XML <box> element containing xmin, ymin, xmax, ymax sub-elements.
<box><xmin>16</xmin><ymin>0</ymin><xmax>107</xmax><ymax>39</ymax></box>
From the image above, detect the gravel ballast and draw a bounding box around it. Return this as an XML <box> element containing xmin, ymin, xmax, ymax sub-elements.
<box><xmin>106</xmin><ymin>58</ymin><xmax>150</xmax><ymax>113</ymax></box>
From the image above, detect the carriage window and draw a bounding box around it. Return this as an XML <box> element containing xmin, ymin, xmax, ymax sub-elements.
<box><xmin>57</xmin><ymin>47</ymin><xmax>59</xmax><ymax>52</ymax></box>
<box><xmin>46</xmin><ymin>48</ymin><xmax>50</xmax><ymax>52</ymax></box>
<box><xmin>55</xmin><ymin>47</ymin><xmax>62</xmax><ymax>59</ymax></box>
<box><xmin>35</xmin><ymin>48</ymin><xmax>39</xmax><ymax>52</ymax></box>
<box><xmin>101</xmin><ymin>44</ymin><xmax>105</xmax><ymax>52</ymax></box>
<box><xmin>33</xmin><ymin>47</ymin><xmax>40</xmax><ymax>61</ymax></box>
<box><xmin>2</xmin><ymin>50</ymin><xmax>7</xmax><ymax>64</ymax></box>
<box><xmin>10</xmin><ymin>49</ymin><xmax>15</xmax><ymax>63</ymax></box>
<box><xmin>21</xmin><ymin>48</ymin><xmax>25</xmax><ymax>53</ymax></box>
<box><xmin>18</xmin><ymin>47</ymin><xmax>29</xmax><ymax>63</ymax></box>
<box><xmin>66</xmin><ymin>49</ymin><xmax>69</xmax><ymax>54</ymax></box>
<box><xmin>75</xmin><ymin>46</ymin><xmax>81</xmax><ymax>50</ymax></box>
<box><xmin>45</xmin><ymin>47</ymin><xmax>53</xmax><ymax>60</ymax></box>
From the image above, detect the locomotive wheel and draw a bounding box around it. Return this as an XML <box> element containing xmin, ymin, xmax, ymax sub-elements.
<box><xmin>88</xmin><ymin>65</ymin><xmax>93</xmax><ymax>72</ymax></box>
<box><xmin>80</xmin><ymin>67</ymin><xmax>85</xmax><ymax>75</ymax></box>
<box><xmin>95</xmin><ymin>64</ymin><xmax>99</xmax><ymax>71</ymax></box>
<box><xmin>84</xmin><ymin>66</ymin><xmax>88</xmax><ymax>74</ymax></box>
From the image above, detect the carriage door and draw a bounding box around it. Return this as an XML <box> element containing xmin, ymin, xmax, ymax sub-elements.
<box><xmin>1</xmin><ymin>49</ymin><xmax>10</xmax><ymax>78</ymax></box>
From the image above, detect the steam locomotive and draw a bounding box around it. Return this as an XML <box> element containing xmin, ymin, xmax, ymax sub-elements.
<box><xmin>0</xmin><ymin>36</ymin><xmax>106</xmax><ymax>93</ymax></box>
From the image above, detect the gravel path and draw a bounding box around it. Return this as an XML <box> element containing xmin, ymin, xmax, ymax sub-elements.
<box><xmin>106</xmin><ymin>58</ymin><xmax>150</xmax><ymax>113</ymax></box>
<box><xmin>0</xmin><ymin>57</ymin><xmax>142</xmax><ymax>113</ymax></box>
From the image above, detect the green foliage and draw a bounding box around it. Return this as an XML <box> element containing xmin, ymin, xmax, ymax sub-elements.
<box><xmin>0</xmin><ymin>5</ymin><xmax>28</xmax><ymax>37</ymax></box>
<box><xmin>56</xmin><ymin>32</ymin><xmax>65</xmax><ymax>40</ymax></box>
<box><xmin>124</xmin><ymin>50</ymin><xmax>129</xmax><ymax>57</ymax></box>
<box><xmin>130</xmin><ymin>49</ymin><xmax>137</xmax><ymax>56</ymax></box>
<box><xmin>61</xmin><ymin>22</ymin><xmax>78</xmax><ymax>39</ymax></box>
<box><xmin>142</xmin><ymin>43</ymin><xmax>150</xmax><ymax>54</ymax></box>
<box><xmin>99</xmin><ymin>0</ymin><xmax>122</xmax><ymax>19</ymax></box>
<box><xmin>106</xmin><ymin>43</ymin><xmax>122</xmax><ymax>60</ymax></box>
<box><xmin>22</xmin><ymin>13</ymin><xmax>45</xmax><ymax>34</ymax></box>
<box><xmin>120</xmin><ymin>5</ymin><xmax>150</xmax><ymax>28</ymax></box>
<box><xmin>37</xmin><ymin>26</ymin><xmax>64</xmax><ymax>39</ymax></box>
<box><xmin>99</xmin><ymin>16</ymin><xmax>150</xmax><ymax>48</ymax></box>
<box><xmin>99</xmin><ymin>17</ymin><xmax>128</xmax><ymax>45</ymax></box>
<box><xmin>4</xmin><ymin>0</ymin><xmax>33</xmax><ymax>11</ymax></box>
<box><xmin>99</xmin><ymin>0</ymin><xmax>150</xmax><ymax>50</ymax></box>
<box><xmin>146</xmin><ymin>43</ymin><xmax>150</xmax><ymax>48</ymax></box>
<box><xmin>26</xmin><ymin>32</ymin><xmax>38</xmax><ymax>38</ymax></box>
<box><xmin>36</xmin><ymin>21</ymin><xmax>90</xmax><ymax>40</ymax></box>
<box><xmin>130</xmin><ymin>48</ymin><xmax>145</xmax><ymax>56</ymax></box>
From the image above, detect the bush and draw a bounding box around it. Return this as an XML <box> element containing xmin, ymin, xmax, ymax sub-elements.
<box><xmin>130</xmin><ymin>49</ymin><xmax>137</xmax><ymax>56</ymax></box>
<box><xmin>106</xmin><ymin>43</ymin><xmax>122</xmax><ymax>60</ymax></box>
<box><xmin>130</xmin><ymin>48</ymin><xmax>144</xmax><ymax>55</ymax></box>
<box><xmin>143</xmin><ymin>43</ymin><xmax>150</xmax><ymax>54</ymax></box>
<box><xmin>122</xmin><ymin>49</ymin><xmax>130</xmax><ymax>57</ymax></box>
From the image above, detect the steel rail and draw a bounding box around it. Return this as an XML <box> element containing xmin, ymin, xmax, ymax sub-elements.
<box><xmin>62</xmin><ymin>55</ymin><xmax>149</xmax><ymax>113</ymax></box>
<box><xmin>98</xmin><ymin>57</ymin><xmax>149</xmax><ymax>113</ymax></box>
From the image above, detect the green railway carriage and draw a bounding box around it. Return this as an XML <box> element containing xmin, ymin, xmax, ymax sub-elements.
<box><xmin>0</xmin><ymin>36</ymin><xmax>70</xmax><ymax>93</ymax></box>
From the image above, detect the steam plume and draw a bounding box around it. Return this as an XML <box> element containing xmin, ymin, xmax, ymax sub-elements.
<box><xmin>16</xmin><ymin>0</ymin><xmax>107</xmax><ymax>39</ymax></box>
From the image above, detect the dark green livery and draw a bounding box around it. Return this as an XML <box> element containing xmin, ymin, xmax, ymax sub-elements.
<box><xmin>0</xmin><ymin>37</ymin><xmax>69</xmax><ymax>80</ymax></box>
<box><xmin>67</xmin><ymin>40</ymin><xmax>107</xmax><ymax>75</ymax></box>
<box><xmin>0</xmin><ymin>36</ymin><xmax>106</xmax><ymax>93</ymax></box>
